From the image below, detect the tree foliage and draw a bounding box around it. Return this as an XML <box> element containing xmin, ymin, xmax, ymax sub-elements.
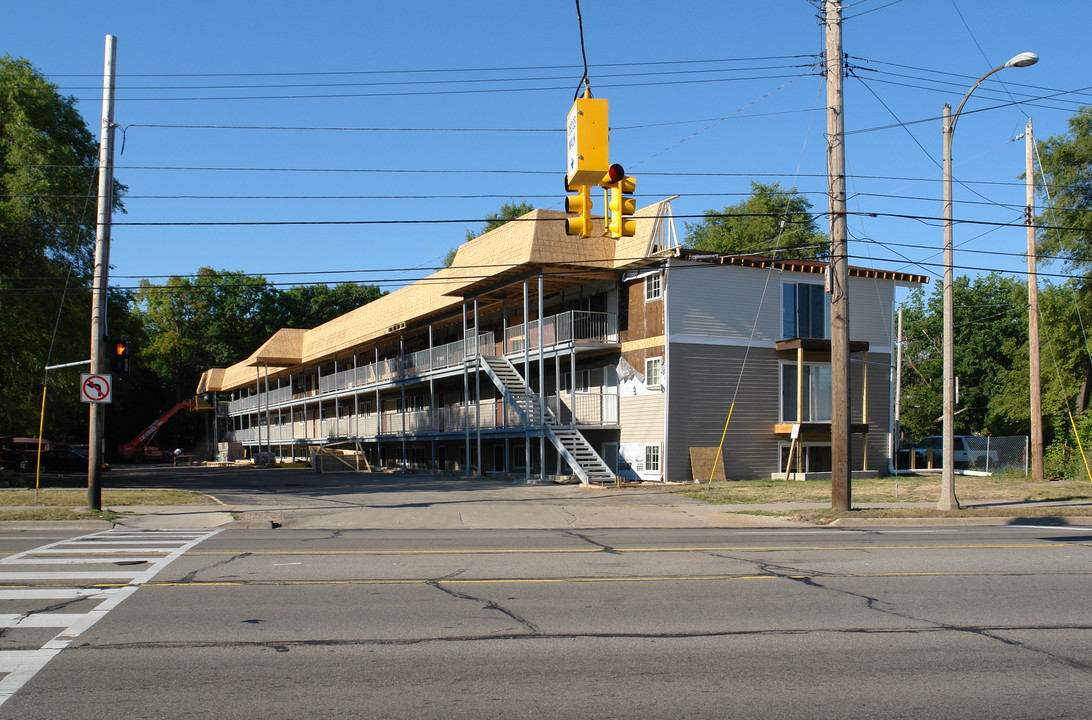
<box><xmin>0</xmin><ymin>56</ymin><xmax>126</xmax><ymax>438</ymax></box>
<box><xmin>135</xmin><ymin>269</ymin><xmax>386</xmax><ymax>401</ymax></box>
<box><xmin>272</xmin><ymin>283</ymin><xmax>384</xmax><ymax>329</ymax></box>
<box><xmin>898</xmin><ymin>273</ymin><xmax>1029</xmax><ymax>442</ymax></box>
<box><xmin>684</xmin><ymin>182</ymin><xmax>827</xmax><ymax>259</ymax></box>
<box><xmin>1036</xmin><ymin>105</ymin><xmax>1092</xmax><ymax>280</ymax></box>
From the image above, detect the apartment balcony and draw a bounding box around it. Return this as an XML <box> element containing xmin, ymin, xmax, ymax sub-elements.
<box><xmin>506</xmin><ymin>310</ymin><xmax>618</xmax><ymax>354</ymax></box>
<box><xmin>225</xmin><ymin>310</ymin><xmax>620</xmax><ymax>417</ymax></box>
<box><xmin>227</xmin><ymin>392</ymin><xmax>619</xmax><ymax>445</ymax></box>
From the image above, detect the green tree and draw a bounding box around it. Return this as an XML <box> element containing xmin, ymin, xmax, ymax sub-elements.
<box><xmin>272</xmin><ymin>282</ymin><xmax>385</xmax><ymax>329</ymax></box>
<box><xmin>1031</xmin><ymin>105</ymin><xmax>1092</xmax><ymax>431</ymax></box>
<box><xmin>684</xmin><ymin>182</ymin><xmax>826</xmax><ymax>259</ymax></box>
<box><xmin>992</xmin><ymin>281</ymin><xmax>1091</xmax><ymax>441</ymax></box>
<box><xmin>0</xmin><ymin>56</ymin><xmax>126</xmax><ymax>439</ymax></box>
<box><xmin>135</xmin><ymin>269</ymin><xmax>278</xmax><ymax>398</ymax></box>
<box><xmin>898</xmin><ymin>273</ymin><xmax>1029</xmax><ymax>443</ymax></box>
<box><xmin>1036</xmin><ymin>106</ymin><xmax>1092</xmax><ymax>278</ymax></box>
<box><xmin>445</xmin><ymin>200</ymin><xmax>535</xmax><ymax>266</ymax></box>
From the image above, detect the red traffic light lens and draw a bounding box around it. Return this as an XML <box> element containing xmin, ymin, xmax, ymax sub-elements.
<box><xmin>605</xmin><ymin>163</ymin><xmax>625</xmax><ymax>183</ymax></box>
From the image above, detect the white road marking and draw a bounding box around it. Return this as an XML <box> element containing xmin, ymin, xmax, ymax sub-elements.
<box><xmin>0</xmin><ymin>528</ymin><xmax>221</xmax><ymax>707</ymax></box>
<box><xmin>0</xmin><ymin>613</ymin><xmax>89</xmax><ymax>628</ymax></box>
<box><xmin>0</xmin><ymin>571</ymin><xmax>145</xmax><ymax>580</ymax></box>
<box><xmin>8</xmin><ymin>557</ymin><xmax>162</xmax><ymax>565</ymax></box>
<box><xmin>0</xmin><ymin>588</ymin><xmax>114</xmax><ymax>601</ymax></box>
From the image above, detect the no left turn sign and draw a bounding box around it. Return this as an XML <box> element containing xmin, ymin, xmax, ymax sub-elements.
<box><xmin>80</xmin><ymin>373</ymin><xmax>113</xmax><ymax>404</ymax></box>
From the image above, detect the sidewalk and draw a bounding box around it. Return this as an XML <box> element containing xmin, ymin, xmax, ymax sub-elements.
<box><xmin>9</xmin><ymin>492</ymin><xmax>1086</xmax><ymax>532</ymax></box>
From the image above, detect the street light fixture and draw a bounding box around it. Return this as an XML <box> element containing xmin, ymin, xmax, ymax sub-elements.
<box><xmin>940</xmin><ymin>51</ymin><xmax>1038</xmax><ymax>510</ymax></box>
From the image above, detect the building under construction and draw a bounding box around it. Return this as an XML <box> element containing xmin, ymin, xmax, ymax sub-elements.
<box><xmin>196</xmin><ymin>202</ymin><xmax>924</xmax><ymax>482</ymax></box>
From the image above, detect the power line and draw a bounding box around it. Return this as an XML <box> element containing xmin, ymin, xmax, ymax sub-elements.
<box><xmin>53</xmin><ymin>72</ymin><xmax>818</xmax><ymax>103</ymax></box>
<box><xmin>1</xmin><ymin>210</ymin><xmax>1089</xmax><ymax>235</ymax></box>
<box><xmin>28</xmin><ymin>61</ymin><xmax>817</xmax><ymax>93</ymax></box>
<box><xmin>7</xmin><ymin>163</ymin><xmax>1054</xmax><ymax>188</ymax></box>
<box><xmin>42</xmin><ymin>55</ymin><xmax>819</xmax><ymax>79</ymax></box>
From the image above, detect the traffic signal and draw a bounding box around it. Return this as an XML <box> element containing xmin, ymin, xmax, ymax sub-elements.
<box><xmin>109</xmin><ymin>337</ymin><xmax>130</xmax><ymax>376</ymax></box>
<box><xmin>599</xmin><ymin>164</ymin><xmax>637</xmax><ymax>238</ymax></box>
<box><xmin>564</xmin><ymin>183</ymin><xmax>594</xmax><ymax>237</ymax></box>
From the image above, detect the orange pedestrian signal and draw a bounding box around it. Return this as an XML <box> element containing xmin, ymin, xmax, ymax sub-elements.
<box><xmin>109</xmin><ymin>337</ymin><xmax>130</xmax><ymax>376</ymax></box>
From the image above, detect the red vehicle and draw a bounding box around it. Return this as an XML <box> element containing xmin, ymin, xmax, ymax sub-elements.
<box><xmin>117</xmin><ymin>400</ymin><xmax>195</xmax><ymax>462</ymax></box>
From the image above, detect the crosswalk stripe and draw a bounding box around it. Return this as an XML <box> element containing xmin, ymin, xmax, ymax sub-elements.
<box><xmin>0</xmin><ymin>528</ymin><xmax>222</xmax><ymax>708</ymax></box>
<box><xmin>0</xmin><ymin>613</ymin><xmax>88</xmax><ymax>628</ymax></box>
<box><xmin>0</xmin><ymin>588</ymin><xmax>115</xmax><ymax>601</ymax></box>
<box><xmin>53</xmin><ymin>540</ymin><xmax>198</xmax><ymax>545</ymax></box>
<box><xmin>20</xmin><ymin>548</ymin><xmax>174</xmax><ymax>554</ymax></box>
<box><xmin>5</xmin><ymin>558</ymin><xmax>162</xmax><ymax>565</ymax></box>
<box><xmin>0</xmin><ymin>571</ymin><xmax>144</xmax><ymax>580</ymax></box>
<box><xmin>0</xmin><ymin>649</ymin><xmax>61</xmax><ymax>675</ymax></box>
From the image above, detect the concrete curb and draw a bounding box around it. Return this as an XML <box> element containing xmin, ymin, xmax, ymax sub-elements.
<box><xmin>829</xmin><ymin>515</ymin><xmax>1092</xmax><ymax>528</ymax></box>
<box><xmin>0</xmin><ymin>520</ymin><xmax>114</xmax><ymax>530</ymax></box>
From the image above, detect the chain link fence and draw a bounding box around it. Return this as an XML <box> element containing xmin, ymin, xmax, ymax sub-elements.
<box><xmin>897</xmin><ymin>435</ymin><xmax>1029</xmax><ymax>475</ymax></box>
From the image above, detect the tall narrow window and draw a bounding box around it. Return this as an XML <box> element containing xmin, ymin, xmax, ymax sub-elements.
<box><xmin>781</xmin><ymin>363</ymin><xmax>832</xmax><ymax>422</ymax></box>
<box><xmin>645</xmin><ymin>357</ymin><xmax>663</xmax><ymax>387</ymax></box>
<box><xmin>645</xmin><ymin>274</ymin><xmax>662</xmax><ymax>301</ymax></box>
<box><xmin>782</xmin><ymin>281</ymin><xmax>829</xmax><ymax>339</ymax></box>
<box><xmin>645</xmin><ymin>444</ymin><xmax>661</xmax><ymax>472</ymax></box>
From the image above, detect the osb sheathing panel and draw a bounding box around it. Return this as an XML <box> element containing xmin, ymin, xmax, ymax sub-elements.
<box><xmin>250</xmin><ymin>328</ymin><xmax>307</xmax><ymax>366</ymax></box>
<box><xmin>196</xmin><ymin>368</ymin><xmax>224</xmax><ymax>394</ymax></box>
<box><xmin>199</xmin><ymin>204</ymin><xmax>666</xmax><ymax>393</ymax></box>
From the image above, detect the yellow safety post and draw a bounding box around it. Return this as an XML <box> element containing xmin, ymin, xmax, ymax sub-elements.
<box><xmin>708</xmin><ymin>402</ymin><xmax>735</xmax><ymax>485</ymax></box>
<box><xmin>35</xmin><ymin>385</ymin><xmax>47</xmax><ymax>504</ymax></box>
<box><xmin>1066</xmin><ymin>407</ymin><xmax>1092</xmax><ymax>483</ymax></box>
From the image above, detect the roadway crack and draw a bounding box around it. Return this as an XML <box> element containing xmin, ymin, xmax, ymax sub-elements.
<box><xmin>176</xmin><ymin>552</ymin><xmax>252</xmax><ymax>583</ymax></box>
<box><xmin>70</xmin><ymin>622</ymin><xmax>1092</xmax><ymax>651</ymax></box>
<box><xmin>428</xmin><ymin>570</ymin><xmax>540</xmax><ymax>635</ymax></box>
<box><xmin>710</xmin><ymin>552</ymin><xmax>1092</xmax><ymax>674</ymax></box>
<box><xmin>561</xmin><ymin>530</ymin><xmax>620</xmax><ymax>554</ymax></box>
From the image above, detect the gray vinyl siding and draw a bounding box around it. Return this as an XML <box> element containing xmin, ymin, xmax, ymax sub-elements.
<box><xmin>665</xmin><ymin>260</ymin><xmax>781</xmax><ymax>344</ymax></box>
<box><xmin>620</xmin><ymin>394</ymin><xmax>665</xmax><ymax>443</ymax></box>
<box><xmin>666</xmin><ymin>343</ymin><xmax>893</xmax><ymax>481</ymax></box>
<box><xmin>666</xmin><ymin>343</ymin><xmax>781</xmax><ymax>480</ymax></box>
<box><xmin>665</xmin><ymin>260</ymin><xmax>896</xmax><ymax>349</ymax></box>
<box><xmin>848</xmin><ymin>277</ymin><xmax>895</xmax><ymax>349</ymax></box>
<box><xmin>852</xmin><ymin>352</ymin><xmax>893</xmax><ymax>471</ymax></box>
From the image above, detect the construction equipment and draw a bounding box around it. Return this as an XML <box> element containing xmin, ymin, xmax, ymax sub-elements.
<box><xmin>117</xmin><ymin>399</ymin><xmax>195</xmax><ymax>462</ymax></box>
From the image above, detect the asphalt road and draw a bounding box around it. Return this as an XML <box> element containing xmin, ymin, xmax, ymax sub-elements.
<box><xmin>1</xmin><ymin>524</ymin><xmax>1090</xmax><ymax>719</ymax></box>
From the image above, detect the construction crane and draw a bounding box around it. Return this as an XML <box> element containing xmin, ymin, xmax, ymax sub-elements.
<box><xmin>117</xmin><ymin>399</ymin><xmax>196</xmax><ymax>462</ymax></box>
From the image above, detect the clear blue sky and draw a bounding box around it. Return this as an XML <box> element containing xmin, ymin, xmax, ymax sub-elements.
<box><xmin>4</xmin><ymin>0</ymin><xmax>1090</xmax><ymax>297</ymax></box>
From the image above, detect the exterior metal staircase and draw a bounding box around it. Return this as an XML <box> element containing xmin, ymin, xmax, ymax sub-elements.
<box><xmin>480</xmin><ymin>355</ymin><xmax>615</xmax><ymax>485</ymax></box>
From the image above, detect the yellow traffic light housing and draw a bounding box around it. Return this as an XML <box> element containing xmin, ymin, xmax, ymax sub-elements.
<box><xmin>565</xmin><ymin>184</ymin><xmax>594</xmax><ymax>237</ymax></box>
<box><xmin>566</xmin><ymin>97</ymin><xmax>609</xmax><ymax>189</ymax></box>
<box><xmin>599</xmin><ymin>164</ymin><xmax>637</xmax><ymax>238</ymax></box>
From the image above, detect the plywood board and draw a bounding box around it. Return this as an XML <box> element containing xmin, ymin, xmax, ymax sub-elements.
<box><xmin>689</xmin><ymin>446</ymin><xmax>726</xmax><ymax>482</ymax></box>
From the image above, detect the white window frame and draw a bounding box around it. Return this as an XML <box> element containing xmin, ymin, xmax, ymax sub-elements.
<box><xmin>645</xmin><ymin>444</ymin><xmax>661</xmax><ymax>473</ymax></box>
<box><xmin>645</xmin><ymin>273</ymin><xmax>662</xmax><ymax>302</ymax></box>
<box><xmin>645</xmin><ymin>356</ymin><xmax>663</xmax><ymax>388</ymax></box>
<box><xmin>779</xmin><ymin>360</ymin><xmax>832</xmax><ymax>423</ymax></box>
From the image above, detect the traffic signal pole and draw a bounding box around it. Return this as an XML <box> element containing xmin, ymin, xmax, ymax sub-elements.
<box><xmin>88</xmin><ymin>35</ymin><xmax>117</xmax><ymax>511</ymax></box>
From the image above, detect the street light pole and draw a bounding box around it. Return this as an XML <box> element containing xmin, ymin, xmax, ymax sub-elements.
<box><xmin>940</xmin><ymin>52</ymin><xmax>1038</xmax><ymax>511</ymax></box>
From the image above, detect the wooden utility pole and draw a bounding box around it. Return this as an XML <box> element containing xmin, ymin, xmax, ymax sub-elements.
<box><xmin>87</xmin><ymin>35</ymin><xmax>117</xmax><ymax>511</ymax></box>
<box><xmin>1026</xmin><ymin>118</ymin><xmax>1044</xmax><ymax>481</ymax></box>
<box><xmin>825</xmin><ymin>1</ymin><xmax>852</xmax><ymax>510</ymax></box>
